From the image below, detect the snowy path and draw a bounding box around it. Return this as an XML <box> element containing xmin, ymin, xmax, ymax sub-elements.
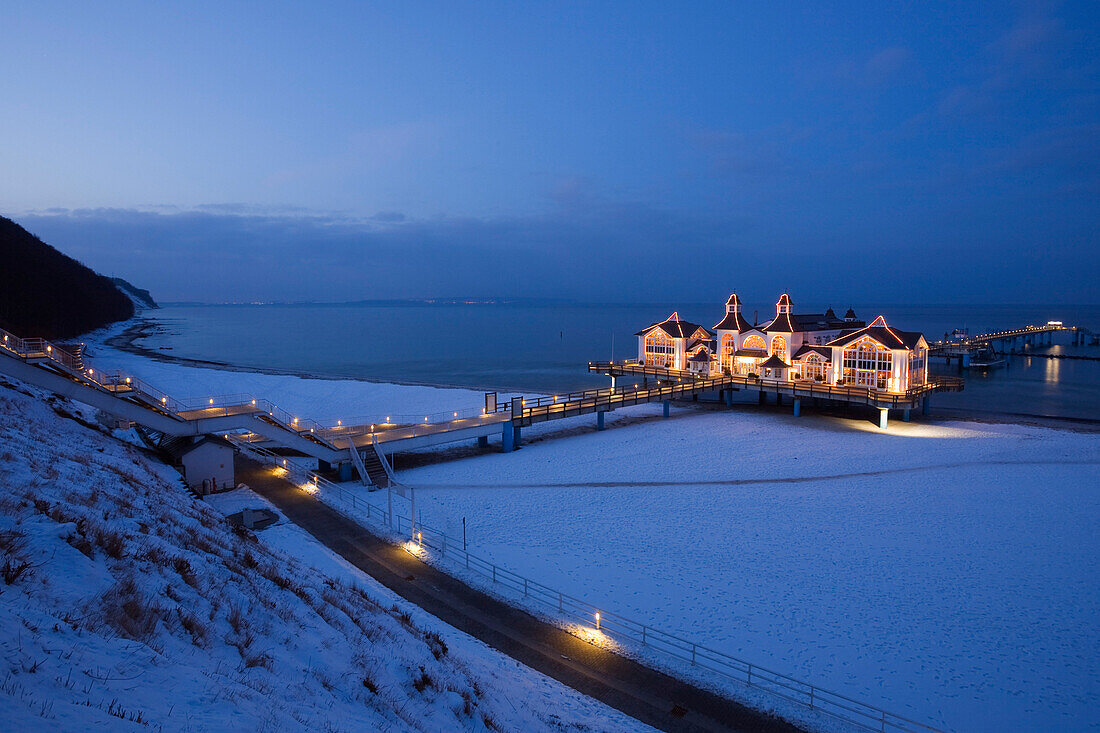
<box><xmin>237</xmin><ymin>458</ymin><xmax>804</xmax><ymax>733</ymax></box>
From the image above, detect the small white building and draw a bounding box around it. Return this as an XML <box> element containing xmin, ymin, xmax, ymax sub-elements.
<box><xmin>165</xmin><ymin>436</ymin><xmax>236</xmax><ymax>494</ymax></box>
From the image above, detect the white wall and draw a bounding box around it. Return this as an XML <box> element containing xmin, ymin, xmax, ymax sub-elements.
<box><xmin>181</xmin><ymin>443</ymin><xmax>235</xmax><ymax>492</ymax></box>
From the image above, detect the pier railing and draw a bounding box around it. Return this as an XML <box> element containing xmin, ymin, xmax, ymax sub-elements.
<box><xmin>588</xmin><ymin>361</ymin><xmax>964</xmax><ymax>407</ymax></box>
<box><xmin>247</xmin><ymin>449</ymin><xmax>943</xmax><ymax>733</ymax></box>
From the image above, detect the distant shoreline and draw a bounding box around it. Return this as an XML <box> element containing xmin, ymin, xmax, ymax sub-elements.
<box><xmin>100</xmin><ymin>315</ymin><xmax>1100</xmax><ymax>433</ymax></box>
<box><xmin>101</xmin><ymin>316</ymin><xmax>540</xmax><ymax>395</ymax></box>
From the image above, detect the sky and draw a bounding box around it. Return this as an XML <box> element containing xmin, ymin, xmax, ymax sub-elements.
<box><xmin>2</xmin><ymin>1</ymin><xmax>1098</xmax><ymax>304</ymax></box>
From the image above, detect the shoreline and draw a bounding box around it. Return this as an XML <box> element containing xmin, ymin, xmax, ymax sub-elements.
<box><xmin>98</xmin><ymin>315</ymin><xmax>1100</xmax><ymax>433</ymax></box>
<box><xmin>101</xmin><ymin>316</ymin><xmax>547</xmax><ymax>396</ymax></box>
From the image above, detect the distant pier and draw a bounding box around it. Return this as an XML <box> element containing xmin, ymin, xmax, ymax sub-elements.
<box><xmin>930</xmin><ymin>323</ymin><xmax>1097</xmax><ymax>368</ymax></box>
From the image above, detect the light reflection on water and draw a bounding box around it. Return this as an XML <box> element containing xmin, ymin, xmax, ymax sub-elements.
<box><xmin>1044</xmin><ymin>356</ymin><xmax>1060</xmax><ymax>384</ymax></box>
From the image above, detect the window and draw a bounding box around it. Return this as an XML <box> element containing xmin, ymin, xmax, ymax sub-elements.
<box><xmin>720</xmin><ymin>333</ymin><xmax>736</xmax><ymax>372</ymax></box>
<box><xmin>770</xmin><ymin>335</ymin><xmax>787</xmax><ymax>362</ymax></box>
<box><xmin>644</xmin><ymin>331</ymin><xmax>674</xmax><ymax>368</ymax></box>
<box><xmin>908</xmin><ymin>349</ymin><xmax>926</xmax><ymax>387</ymax></box>
<box><xmin>842</xmin><ymin>339</ymin><xmax>892</xmax><ymax>389</ymax></box>
<box><xmin>743</xmin><ymin>334</ymin><xmax>766</xmax><ymax>350</ymax></box>
<box><xmin>804</xmin><ymin>354</ymin><xmax>827</xmax><ymax>381</ymax></box>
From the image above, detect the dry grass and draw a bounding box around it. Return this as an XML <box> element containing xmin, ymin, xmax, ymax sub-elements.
<box><xmin>99</xmin><ymin>578</ymin><xmax>166</xmax><ymax>642</ymax></box>
<box><xmin>177</xmin><ymin>609</ymin><xmax>211</xmax><ymax>648</ymax></box>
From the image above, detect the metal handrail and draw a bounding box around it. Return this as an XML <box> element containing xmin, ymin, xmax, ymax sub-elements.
<box><xmin>588</xmin><ymin>361</ymin><xmax>963</xmax><ymax>407</ymax></box>
<box><xmin>277</xmin><ymin>463</ymin><xmax>944</xmax><ymax>733</ymax></box>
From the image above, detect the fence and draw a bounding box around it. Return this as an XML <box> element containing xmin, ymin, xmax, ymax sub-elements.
<box><xmin>238</xmin><ymin>446</ymin><xmax>942</xmax><ymax>733</ymax></box>
<box><xmin>589</xmin><ymin>361</ymin><xmax>965</xmax><ymax>406</ymax></box>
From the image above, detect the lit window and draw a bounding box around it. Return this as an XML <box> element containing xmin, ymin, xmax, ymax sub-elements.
<box><xmin>644</xmin><ymin>331</ymin><xmax>674</xmax><ymax>368</ymax></box>
<box><xmin>770</xmin><ymin>335</ymin><xmax>787</xmax><ymax>362</ymax></box>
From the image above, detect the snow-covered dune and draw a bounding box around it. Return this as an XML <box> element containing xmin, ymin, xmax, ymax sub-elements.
<box><xmin>0</xmin><ymin>377</ymin><xmax>649</xmax><ymax>731</ymax></box>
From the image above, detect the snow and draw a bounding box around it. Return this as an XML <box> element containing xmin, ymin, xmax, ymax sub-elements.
<box><xmin>386</xmin><ymin>407</ymin><xmax>1100</xmax><ymax>733</ymax></box>
<box><xmin>0</xmin><ymin>377</ymin><xmax>652</xmax><ymax>732</ymax></box>
<box><xmin>75</xmin><ymin>324</ymin><xmax>1100</xmax><ymax>731</ymax></box>
<box><xmin>84</xmin><ymin>323</ymin><xmax>512</xmax><ymax>425</ymax></box>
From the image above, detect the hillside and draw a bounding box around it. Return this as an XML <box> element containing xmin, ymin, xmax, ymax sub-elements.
<box><xmin>111</xmin><ymin>277</ymin><xmax>159</xmax><ymax>309</ymax></box>
<box><xmin>0</xmin><ymin>216</ymin><xmax>134</xmax><ymax>339</ymax></box>
<box><xmin>0</xmin><ymin>376</ymin><xmax>645</xmax><ymax>731</ymax></box>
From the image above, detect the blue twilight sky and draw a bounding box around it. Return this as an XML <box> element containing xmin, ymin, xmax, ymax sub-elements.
<box><xmin>2</xmin><ymin>1</ymin><xmax>1098</xmax><ymax>304</ymax></box>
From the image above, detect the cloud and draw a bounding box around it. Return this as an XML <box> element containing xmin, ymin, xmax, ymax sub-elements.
<box><xmin>11</xmin><ymin>196</ymin><xmax>1098</xmax><ymax>308</ymax></box>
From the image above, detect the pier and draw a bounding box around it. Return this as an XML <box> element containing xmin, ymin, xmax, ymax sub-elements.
<box><xmin>929</xmin><ymin>323</ymin><xmax>1097</xmax><ymax>368</ymax></box>
<box><xmin>2</xmin><ymin>324</ymin><xmax>963</xmax><ymax>487</ymax></box>
<box><xmin>589</xmin><ymin>361</ymin><xmax>963</xmax><ymax>428</ymax></box>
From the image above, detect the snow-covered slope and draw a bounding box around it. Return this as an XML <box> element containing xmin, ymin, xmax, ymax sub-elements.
<box><xmin>0</xmin><ymin>377</ymin><xmax>649</xmax><ymax>732</ymax></box>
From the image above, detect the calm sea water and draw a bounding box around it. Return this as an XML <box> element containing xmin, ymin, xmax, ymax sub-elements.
<box><xmin>124</xmin><ymin>302</ymin><xmax>1100</xmax><ymax>420</ymax></box>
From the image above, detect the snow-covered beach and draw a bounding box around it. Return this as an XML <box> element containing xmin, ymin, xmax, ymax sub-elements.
<box><xmin>0</xmin><ymin>369</ymin><xmax>652</xmax><ymax>731</ymax></box>
<box><xmin>77</xmin><ymin>324</ymin><xmax>1100</xmax><ymax>731</ymax></box>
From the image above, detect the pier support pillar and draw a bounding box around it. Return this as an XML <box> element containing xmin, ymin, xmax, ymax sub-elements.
<box><xmin>477</xmin><ymin>435</ymin><xmax>489</xmax><ymax>449</ymax></box>
<box><xmin>878</xmin><ymin>408</ymin><xmax>889</xmax><ymax>430</ymax></box>
<box><xmin>758</xmin><ymin>391</ymin><xmax>767</xmax><ymax>405</ymax></box>
<box><xmin>775</xmin><ymin>392</ymin><xmax>783</xmax><ymax>406</ymax></box>
<box><xmin>338</xmin><ymin>463</ymin><xmax>354</xmax><ymax>482</ymax></box>
<box><xmin>725</xmin><ymin>390</ymin><xmax>734</xmax><ymax>407</ymax></box>
<box><xmin>596</xmin><ymin>411</ymin><xmax>606</xmax><ymax>431</ymax></box>
<box><xmin>902</xmin><ymin>409</ymin><xmax>911</xmax><ymax>423</ymax></box>
<box><xmin>922</xmin><ymin>396</ymin><xmax>931</xmax><ymax>416</ymax></box>
<box><xmin>501</xmin><ymin>422</ymin><xmax>515</xmax><ymax>452</ymax></box>
<box><xmin>961</xmin><ymin>352</ymin><xmax>971</xmax><ymax>368</ymax></box>
<box><xmin>793</xmin><ymin>398</ymin><xmax>801</xmax><ymax>417</ymax></box>
<box><xmin>662</xmin><ymin>400</ymin><xmax>670</xmax><ymax>418</ymax></box>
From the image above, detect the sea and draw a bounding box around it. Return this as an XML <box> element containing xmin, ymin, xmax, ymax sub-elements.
<box><xmin>119</xmin><ymin>301</ymin><xmax>1100</xmax><ymax>421</ymax></box>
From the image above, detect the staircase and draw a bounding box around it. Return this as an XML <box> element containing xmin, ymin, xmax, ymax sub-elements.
<box><xmin>359</xmin><ymin>443</ymin><xmax>391</xmax><ymax>488</ymax></box>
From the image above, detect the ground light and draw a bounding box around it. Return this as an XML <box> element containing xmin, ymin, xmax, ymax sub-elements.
<box><xmin>595</xmin><ymin>611</ymin><xmax>601</xmax><ymax>630</ymax></box>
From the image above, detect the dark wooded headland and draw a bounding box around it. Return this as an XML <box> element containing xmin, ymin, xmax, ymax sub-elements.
<box><xmin>0</xmin><ymin>215</ymin><xmax>138</xmax><ymax>339</ymax></box>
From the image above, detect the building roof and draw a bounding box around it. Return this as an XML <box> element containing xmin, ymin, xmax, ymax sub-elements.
<box><xmin>762</xmin><ymin>311</ymin><xmax>798</xmax><ymax>333</ymax></box>
<box><xmin>686</xmin><ymin>337</ymin><xmax>715</xmax><ymax>352</ymax></box>
<box><xmin>824</xmin><ymin>307</ymin><xmax>837</xmax><ymax>319</ymax></box>
<box><xmin>792</xmin><ymin>312</ymin><xmax>863</xmax><ymax>332</ymax></box>
<box><xmin>826</xmin><ymin>315</ymin><xmax>926</xmax><ymax>350</ymax></box>
<box><xmin>844</xmin><ymin>307</ymin><xmax>857</xmax><ymax>320</ymax></box>
<box><xmin>734</xmin><ymin>348</ymin><xmax>768</xmax><ymax>357</ymax></box>
<box><xmin>760</xmin><ymin>355</ymin><xmax>790</xmax><ymax>369</ymax></box>
<box><xmin>162</xmin><ymin>434</ymin><xmax>235</xmax><ymax>462</ymax></box>
<box><xmin>713</xmin><ymin>293</ymin><xmax>753</xmax><ymax>332</ymax></box>
<box><xmin>792</xmin><ymin>344</ymin><xmax>832</xmax><ymax>360</ymax></box>
<box><xmin>688</xmin><ymin>350</ymin><xmax>711</xmax><ymax>362</ymax></box>
<box><xmin>713</xmin><ymin>310</ymin><xmax>753</xmax><ymax>332</ymax></box>
<box><xmin>634</xmin><ymin>312</ymin><xmax>711</xmax><ymax>339</ymax></box>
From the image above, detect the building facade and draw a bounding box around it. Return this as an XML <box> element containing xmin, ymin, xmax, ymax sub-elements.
<box><xmin>636</xmin><ymin>294</ymin><xmax>929</xmax><ymax>392</ymax></box>
<box><xmin>634</xmin><ymin>312</ymin><xmax>714</xmax><ymax>371</ymax></box>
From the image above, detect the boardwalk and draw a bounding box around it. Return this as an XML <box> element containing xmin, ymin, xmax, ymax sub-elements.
<box><xmin>237</xmin><ymin>457</ymin><xmax>803</xmax><ymax>733</ymax></box>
